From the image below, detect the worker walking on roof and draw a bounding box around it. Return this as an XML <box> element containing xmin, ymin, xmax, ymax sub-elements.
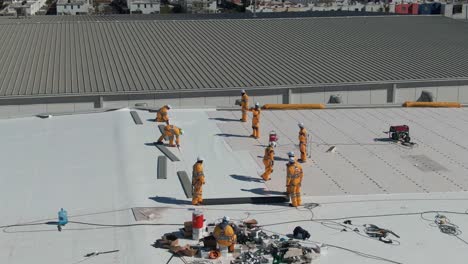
<box><xmin>261</xmin><ymin>142</ymin><xmax>276</xmax><ymax>181</ymax></box>
<box><xmin>249</xmin><ymin>102</ymin><xmax>261</xmax><ymax>139</ymax></box>
<box><xmin>298</xmin><ymin>123</ymin><xmax>308</xmax><ymax>163</ymax></box>
<box><xmin>286</xmin><ymin>157</ymin><xmax>304</xmax><ymax>207</ymax></box>
<box><xmin>192</xmin><ymin>157</ymin><xmax>206</xmax><ymax>206</ymax></box>
<box><xmin>156</xmin><ymin>124</ymin><xmax>183</xmax><ymax>147</ymax></box>
<box><xmin>240</xmin><ymin>90</ymin><xmax>249</xmax><ymax>122</ymax></box>
<box><xmin>156</xmin><ymin>105</ymin><xmax>171</xmax><ymax>124</ymax></box>
<box><xmin>213</xmin><ymin>216</ymin><xmax>237</xmax><ymax>253</ymax></box>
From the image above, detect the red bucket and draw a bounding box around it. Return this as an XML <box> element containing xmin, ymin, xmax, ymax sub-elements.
<box><xmin>192</xmin><ymin>211</ymin><xmax>204</xmax><ymax>229</ymax></box>
<box><xmin>269</xmin><ymin>131</ymin><xmax>277</xmax><ymax>142</ymax></box>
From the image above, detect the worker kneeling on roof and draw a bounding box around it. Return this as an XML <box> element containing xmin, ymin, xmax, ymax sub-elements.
<box><xmin>286</xmin><ymin>157</ymin><xmax>304</xmax><ymax>207</ymax></box>
<box><xmin>156</xmin><ymin>124</ymin><xmax>183</xmax><ymax>147</ymax></box>
<box><xmin>213</xmin><ymin>216</ymin><xmax>237</xmax><ymax>253</ymax></box>
<box><xmin>249</xmin><ymin>102</ymin><xmax>261</xmax><ymax>139</ymax></box>
<box><xmin>192</xmin><ymin>156</ymin><xmax>206</xmax><ymax>206</ymax></box>
<box><xmin>156</xmin><ymin>105</ymin><xmax>171</xmax><ymax>124</ymax></box>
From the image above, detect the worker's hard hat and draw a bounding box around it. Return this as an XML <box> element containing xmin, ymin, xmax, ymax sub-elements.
<box><xmin>269</xmin><ymin>141</ymin><xmax>277</xmax><ymax>148</ymax></box>
<box><xmin>241</xmin><ymin>89</ymin><xmax>246</xmax><ymax>94</ymax></box>
<box><xmin>289</xmin><ymin>157</ymin><xmax>295</xmax><ymax>164</ymax></box>
<box><xmin>287</xmin><ymin>151</ymin><xmax>295</xmax><ymax>157</ymax></box>
<box><xmin>166</xmin><ymin>104</ymin><xmax>172</xmax><ymax>109</ymax></box>
<box><xmin>197</xmin><ymin>156</ymin><xmax>204</xmax><ymax>162</ymax></box>
<box><xmin>222</xmin><ymin>216</ymin><xmax>230</xmax><ymax>223</ymax></box>
<box><xmin>179</xmin><ymin>129</ymin><xmax>184</xmax><ymax>135</ymax></box>
<box><xmin>298</xmin><ymin>122</ymin><xmax>304</xmax><ymax>128</ymax></box>
<box><xmin>255</xmin><ymin>102</ymin><xmax>260</xmax><ymax>107</ymax></box>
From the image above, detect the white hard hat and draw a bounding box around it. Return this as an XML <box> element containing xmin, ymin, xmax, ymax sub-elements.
<box><xmin>269</xmin><ymin>141</ymin><xmax>277</xmax><ymax>148</ymax></box>
<box><xmin>241</xmin><ymin>89</ymin><xmax>246</xmax><ymax>94</ymax></box>
<box><xmin>166</xmin><ymin>104</ymin><xmax>172</xmax><ymax>109</ymax></box>
<box><xmin>255</xmin><ymin>102</ymin><xmax>260</xmax><ymax>107</ymax></box>
<box><xmin>197</xmin><ymin>156</ymin><xmax>204</xmax><ymax>162</ymax></box>
<box><xmin>298</xmin><ymin>122</ymin><xmax>304</xmax><ymax>128</ymax></box>
<box><xmin>222</xmin><ymin>216</ymin><xmax>230</xmax><ymax>222</ymax></box>
<box><xmin>287</xmin><ymin>151</ymin><xmax>295</xmax><ymax>157</ymax></box>
<box><xmin>289</xmin><ymin>157</ymin><xmax>295</xmax><ymax>163</ymax></box>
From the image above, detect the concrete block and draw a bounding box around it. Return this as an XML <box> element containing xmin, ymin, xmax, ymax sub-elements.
<box><xmin>74</xmin><ymin>102</ymin><xmax>96</xmax><ymax>111</ymax></box>
<box><xmin>436</xmin><ymin>86</ymin><xmax>459</xmax><ymax>102</ymax></box>
<box><xmin>396</xmin><ymin>87</ymin><xmax>416</xmax><ymax>103</ymax></box>
<box><xmin>18</xmin><ymin>104</ymin><xmax>47</xmax><ymax>115</ymax></box>
<box><xmin>205</xmin><ymin>96</ymin><xmax>230</xmax><ymax>107</ymax></box>
<box><xmin>104</xmin><ymin>100</ymin><xmax>129</xmax><ymax>109</ymax></box>
<box><xmin>251</xmin><ymin>94</ymin><xmax>280</xmax><ymax>105</ymax></box>
<box><xmin>300</xmin><ymin>87</ymin><xmax>326</xmax><ymax>104</ymax></box>
<box><xmin>348</xmin><ymin>87</ymin><xmax>371</xmax><ymax>105</ymax></box>
<box><xmin>180</xmin><ymin>96</ymin><xmax>205</xmax><ymax>108</ymax></box>
<box><xmin>46</xmin><ymin>103</ymin><xmax>75</xmax><ymax>113</ymax></box>
<box><xmin>458</xmin><ymin>85</ymin><xmax>468</xmax><ymax>103</ymax></box>
<box><xmin>155</xmin><ymin>97</ymin><xmax>180</xmax><ymax>108</ymax></box>
<box><xmin>0</xmin><ymin>105</ymin><xmax>20</xmax><ymax>118</ymax></box>
<box><xmin>370</xmin><ymin>88</ymin><xmax>388</xmax><ymax>104</ymax></box>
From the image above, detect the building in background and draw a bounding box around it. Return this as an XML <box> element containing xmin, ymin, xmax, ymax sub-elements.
<box><xmin>6</xmin><ymin>0</ymin><xmax>46</xmax><ymax>15</ymax></box>
<box><xmin>128</xmin><ymin>0</ymin><xmax>160</xmax><ymax>14</ymax></box>
<box><xmin>189</xmin><ymin>0</ymin><xmax>217</xmax><ymax>13</ymax></box>
<box><xmin>443</xmin><ymin>3</ymin><xmax>468</xmax><ymax>20</ymax></box>
<box><xmin>57</xmin><ymin>0</ymin><xmax>90</xmax><ymax>14</ymax></box>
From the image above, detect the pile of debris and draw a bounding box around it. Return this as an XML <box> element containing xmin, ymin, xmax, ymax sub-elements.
<box><xmin>153</xmin><ymin>218</ymin><xmax>323</xmax><ymax>263</ymax></box>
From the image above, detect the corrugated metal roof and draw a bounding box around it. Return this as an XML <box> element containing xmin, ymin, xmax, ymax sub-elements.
<box><xmin>0</xmin><ymin>15</ymin><xmax>468</xmax><ymax>98</ymax></box>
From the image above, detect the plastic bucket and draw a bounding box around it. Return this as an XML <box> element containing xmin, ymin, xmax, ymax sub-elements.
<box><xmin>192</xmin><ymin>210</ymin><xmax>204</xmax><ymax>229</ymax></box>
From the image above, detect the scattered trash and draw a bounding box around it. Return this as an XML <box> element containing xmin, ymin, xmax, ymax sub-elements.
<box><xmin>326</xmin><ymin>146</ymin><xmax>336</xmax><ymax>153</ymax></box>
<box><xmin>293</xmin><ymin>226</ymin><xmax>311</xmax><ymax>240</ymax></box>
<box><xmin>208</xmin><ymin>250</ymin><xmax>221</xmax><ymax>259</ymax></box>
<box><xmin>364</xmin><ymin>224</ymin><xmax>400</xmax><ymax>244</ymax></box>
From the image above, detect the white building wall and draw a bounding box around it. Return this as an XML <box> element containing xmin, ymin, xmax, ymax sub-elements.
<box><xmin>57</xmin><ymin>2</ymin><xmax>89</xmax><ymax>15</ymax></box>
<box><xmin>130</xmin><ymin>3</ymin><xmax>160</xmax><ymax>14</ymax></box>
<box><xmin>444</xmin><ymin>4</ymin><xmax>468</xmax><ymax>20</ymax></box>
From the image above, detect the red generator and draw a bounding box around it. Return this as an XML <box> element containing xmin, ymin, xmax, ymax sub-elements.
<box><xmin>389</xmin><ymin>125</ymin><xmax>410</xmax><ymax>143</ymax></box>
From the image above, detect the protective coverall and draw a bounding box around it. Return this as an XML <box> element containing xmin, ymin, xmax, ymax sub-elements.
<box><xmin>192</xmin><ymin>162</ymin><xmax>205</xmax><ymax>205</ymax></box>
<box><xmin>213</xmin><ymin>222</ymin><xmax>237</xmax><ymax>253</ymax></box>
<box><xmin>261</xmin><ymin>145</ymin><xmax>275</xmax><ymax>181</ymax></box>
<box><xmin>249</xmin><ymin>107</ymin><xmax>261</xmax><ymax>139</ymax></box>
<box><xmin>286</xmin><ymin>161</ymin><xmax>304</xmax><ymax>207</ymax></box>
<box><xmin>157</xmin><ymin>124</ymin><xmax>181</xmax><ymax>147</ymax></box>
<box><xmin>156</xmin><ymin>105</ymin><xmax>170</xmax><ymax>124</ymax></box>
<box><xmin>240</xmin><ymin>93</ymin><xmax>249</xmax><ymax>122</ymax></box>
<box><xmin>299</xmin><ymin>127</ymin><xmax>308</xmax><ymax>162</ymax></box>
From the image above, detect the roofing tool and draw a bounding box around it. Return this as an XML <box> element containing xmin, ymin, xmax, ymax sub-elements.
<box><xmin>364</xmin><ymin>224</ymin><xmax>400</xmax><ymax>244</ymax></box>
<box><xmin>84</xmin><ymin>249</ymin><xmax>119</xmax><ymax>257</ymax></box>
<box><xmin>57</xmin><ymin>208</ymin><xmax>68</xmax><ymax>232</ymax></box>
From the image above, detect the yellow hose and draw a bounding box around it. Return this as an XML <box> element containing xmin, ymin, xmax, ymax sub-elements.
<box><xmin>402</xmin><ymin>102</ymin><xmax>461</xmax><ymax>108</ymax></box>
<box><xmin>262</xmin><ymin>104</ymin><xmax>326</xmax><ymax>110</ymax></box>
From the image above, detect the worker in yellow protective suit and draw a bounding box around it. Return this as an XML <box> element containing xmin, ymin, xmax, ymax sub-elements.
<box><xmin>286</xmin><ymin>157</ymin><xmax>304</xmax><ymax>207</ymax></box>
<box><xmin>261</xmin><ymin>141</ymin><xmax>276</xmax><ymax>181</ymax></box>
<box><xmin>240</xmin><ymin>90</ymin><xmax>249</xmax><ymax>122</ymax></box>
<box><xmin>298</xmin><ymin>123</ymin><xmax>308</xmax><ymax>163</ymax></box>
<box><xmin>192</xmin><ymin>157</ymin><xmax>206</xmax><ymax>205</ymax></box>
<box><xmin>213</xmin><ymin>216</ymin><xmax>237</xmax><ymax>253</ymax></box>
<box><xmin>156</xmin><ymin>124</ymin><xmax>183</xmax><ymax>147</ymax></box>
<box><xmin>156</xmin><ymin>105</ymin><xmax>171</xmax><ymax>124</ymax></box>
<box><xmin>249</xmin><ymin>102</ymin><xmax>261</xmax><ymax>139</ymax></box>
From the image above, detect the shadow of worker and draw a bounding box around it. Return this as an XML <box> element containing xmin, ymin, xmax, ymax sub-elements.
<box><xmin>149</xmin><ymin>196</ymin><xmax>192</xmax><ymax>205</ymax></box>
<box><xmin>230</xmin><ymin>174</ymin><xmax>263</xmax><ymax>183</ymax></box>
